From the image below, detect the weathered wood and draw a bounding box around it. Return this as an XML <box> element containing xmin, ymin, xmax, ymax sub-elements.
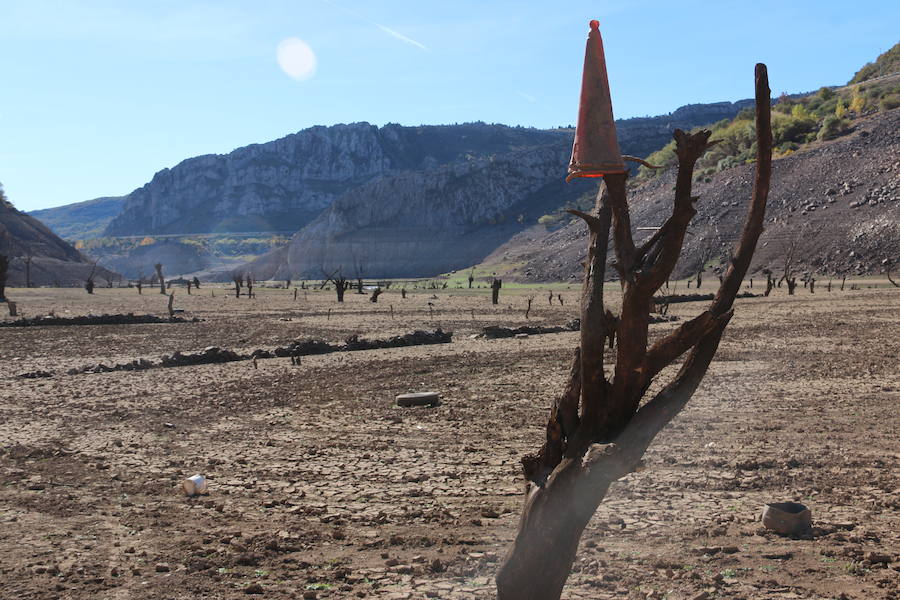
<box><xmin>496</xmin><ymin>64</ymin><xmax>773</xmax><ymax>600</ymax></box>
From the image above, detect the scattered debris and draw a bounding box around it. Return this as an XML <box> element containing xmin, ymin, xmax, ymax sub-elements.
<box><xmin>1</xmin><ymin>313</ymin><xmax>201</xmax><ymax>328</ymax></box>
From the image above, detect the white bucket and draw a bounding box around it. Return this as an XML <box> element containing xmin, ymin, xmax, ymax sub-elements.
<box><xmin>183</xmin><ymin>474</ymin><xmax>208</xmax><ymax>496</ymax></box>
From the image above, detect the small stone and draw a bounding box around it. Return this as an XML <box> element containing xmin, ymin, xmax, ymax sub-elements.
<box><xmin>244</xmin><ymin>582</ymin><xmax>264</xmax><ymax>594</ymax></box>
<box><xmin>155</xmin><ymin>563</ymin><xmax>170</xmax><ymax>572</ymax></box>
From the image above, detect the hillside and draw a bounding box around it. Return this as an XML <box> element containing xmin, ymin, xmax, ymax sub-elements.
<box><xmin>0</xmin><ymin>186</ymin><xmax>118</xmax><ymax>287</ymax></box>
<box><xmin>28</xmin><ymin>196</ymin><xmax>125</xmax><ymax>241</ymax></box>
<box><xmin>850</xmin><ymin>41</ymin><xmax>900</xmax><ymax>84</ymax></box>
<box><xmin>484</xmin><ymin>108</ymin><xmax>900</xmax><ymax>282</ymax></box>
<box><xmin>102</xmin><ymin>103</ymin><xmax>752</xmax><ymax>241</ymax></box>
<box><xmin>231</xmin><ymin>102</ymin><xmax>753</xmax><ymax>279</ymax></box>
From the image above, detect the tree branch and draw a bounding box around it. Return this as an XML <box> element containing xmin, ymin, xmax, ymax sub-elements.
<box><xmin>523</xmin><ymin>349</ymin><xmax>581</xmax><ymax>486</ymax></box>
<box><xmin>711</xmin><ymin>63</ymin><xmax>773</xmax><ymax>316</ymax></box>
<box><xmin>605</xmin><ymin>173</ymin><xmax>637</xmax><ymax>285</ymax></box>
<box><xmin>573</xmin><ymin>184</ymin><xmax>612</xmax><ymax>444</ymax></box>
<box><xmin>641</xmin><ymin>309</ymin><xmax>732</xmax><ymax>383</ymax></box>
<box><xmin>636</xmin><ymin>130</ymin><xmax>716</xmax><ymax>295</ymax></box>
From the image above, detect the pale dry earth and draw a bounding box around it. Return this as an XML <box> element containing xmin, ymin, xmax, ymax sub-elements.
<box><xmin>1</xmin><ymin>284</ymin><xmax>898</xmax><ymax>600</ymax></box>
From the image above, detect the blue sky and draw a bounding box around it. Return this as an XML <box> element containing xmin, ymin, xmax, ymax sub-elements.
<box><xmin>2</xmin><ymin>0</ymin><xmax>897</xmax><ymax>212</ymax></box>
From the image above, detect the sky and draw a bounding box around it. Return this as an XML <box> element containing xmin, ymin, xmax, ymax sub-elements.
<box><xmin>1</xmin><ymin>0</ymin><xmax>898</xmax><ymax>212</ymax></box>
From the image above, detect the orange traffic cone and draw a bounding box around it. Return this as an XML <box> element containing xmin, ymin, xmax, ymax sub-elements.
<box><xmin>567</xmin><ymin>20</ymin><xmax>626</xmax><ymax>182</ymax></box>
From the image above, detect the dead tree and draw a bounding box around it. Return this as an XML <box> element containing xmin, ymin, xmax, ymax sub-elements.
<box><xmin>322</xmin><ymin>269</ymin><xmax>349</xmax><ymax>302</ymax></box>
<box><xmin>779</xmin><ymin>239</ymin><xmax>797</xmax><ymax>295</ymax></box>
<box><xmin>840</xmin><ymin>275</ymin><xmax>846</xmax><ymax>291</ymax></box>
<box><xmin>495</xmin><ymin>63</ymin><xmax>772</xmax><ymax>600</ymax></box>
<box><xmin>232</xmin><ymin>273</ymin><xmax>243</xmax><ymax>298</ymax></box>
<box><xmin>370</xmin><ymin>287</ymin><xmax>382</xmax><ymax>303</ymax></box>
<box><xmin>557</xmin><ymin>294</ymin><xmax>564</xmax><ymax>306</ymax></box>
<box><xmin>886</xmin><ymin>261</ymin><xmax>899</xmax><ymax>288</ymax></box>
<box><xmin>491</xmin><ymin>277</ymin><xmax>502</xmax><ymax>305</ymax></box>
<box><xmin>85</xmin><ymin>261</ymin><xmax>98</xmax><ymax>295</ymax></box>
<box><xmin>809</xmin><ymin>277</ymin><xmax>815</xmax><ymax>294</ymax></box>
<box><xmin>154</xmin><ymin>263</ymin><xmax>165</xmax><ymax>294</ymax></box>
<box><xmin>167</xmin><ymin>292</ymin><xmax>175</xmax><ymax>318</ymax></box>
<box><xmin>24</xmin><ymin>254</ymin><xmax>32</xmax><ymax>288</ymax></box>
<box><xmin>695</xmin><ymin>247</ymin><xmax>712</xmax><ymax>289</ymax></box>
<box><xmin>401</xmin><ymin>288</ymin><xmax>407</xmax><ymax>299</ymax></box>
<box><xmin>246</xmin><ymin>274</ymin><xmax>253</xmax><ymax>299</ymax></box>
<box><xmin>525</xmin><ymin>296</ymin><xmax>535</xmax><ymax>319</ymax></box>
<box><xmin>468</xmin><ymin>269</ymin><xmax>475</xmax><ymax>289</ymax></box>
<box><xmin>0</xmin><ymin>254</ymin><xmax>8</xmax><ymax>300</ymax></box>
<box><xmin>548</xmin><ymin>290</ymin><xmax>554</xmax><ymax>305</ymax></box>
<box><xmin>763</xmin><ymin>269</ymin><xmax>775</xmax><ymax>297</ymax></box>
<box><xmin>193</xmin><ymin>276</ymin><xmax>201</xmax><ymax>289</ymax></box>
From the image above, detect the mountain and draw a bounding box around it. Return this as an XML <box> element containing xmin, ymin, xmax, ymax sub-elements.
<box><xmin>96</xmin><ymin>101</ymin><xmax>752</xmax><ymax>245</ymax></box>
<box><xmin>0</xmin><ymin>189</ymin><xmax>119</xmax><ymax>287</ymax></box>
<box><xmin>103</xmin><ymin>123</ymin><xmax>569</xmax><ymax>237</ymax></box>
<box><xmin>28</xmin><ymin>196</ymin><xmax>125</xmax><ymax>240</ymax></box>
<box><xmin>234</xmin><ymin>102</ymin><xmax>753</xmax><ymax>279</ymax></box>
<box><xmin>483</xmin><ymin>108</ymin><xmax>900</xmax><ymax>282</ymax></box>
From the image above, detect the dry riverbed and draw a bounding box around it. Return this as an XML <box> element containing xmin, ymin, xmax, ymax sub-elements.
<box><xmin>1</xmin><ymin>284</ymin><xmax>898</xmax><ymax>599</ymax></box>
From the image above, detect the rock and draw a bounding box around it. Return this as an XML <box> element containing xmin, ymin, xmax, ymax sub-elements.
<box><xmin>244</xmin><ymin>583</ymin><xmax>264</xmax><ymax>595</ymax></box>
<box><xmin>154</xmin><ymin>563</ymin><xmax>170</xmax><ymax>572</ymax></box>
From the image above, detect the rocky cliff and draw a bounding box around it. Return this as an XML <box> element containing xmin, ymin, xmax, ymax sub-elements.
<box><xmin>101</xmin><ymin>100</ymin><xmax>753</xmax><ymax>245</ymax></box>
<box><xmin>235</xmin><ymin>101</ymin><xmax>753</xmax><ymax>279</ymax></box>
<box><xmin>104</xmin><ymin>123</ymin><xmax>568</xmax><ymax>236</ymax></box>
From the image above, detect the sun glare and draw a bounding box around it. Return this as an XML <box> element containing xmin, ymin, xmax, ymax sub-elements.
<box><xmin>276</xmin><ymin>37</ymin><xmax>317</xmax><ymax>81</ymax></box>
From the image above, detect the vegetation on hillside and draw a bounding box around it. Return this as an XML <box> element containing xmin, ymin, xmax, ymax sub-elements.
<box><xmin>74</xmin><ymin>234</ymin><xmax>289</xmax><ymax>260</ymax></box>
<box><xmin>637</xmin><ymin>75</ymin><xmax>900</xmax><ymax>181</ymax></box>
<box><xmin>849</xmin><ymin>42</ymin><xmax>900</xmax><ymax>84</ymax></box>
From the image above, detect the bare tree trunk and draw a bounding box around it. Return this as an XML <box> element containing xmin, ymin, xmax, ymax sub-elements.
<box><xmin>886</xmin><ymin>266</ymin><xmax>899</xmax><ymax>288</ymax></box>
<box><xmin>155</xmin><ymin>263</ymin><xmax>165</xmax><ymax>294</ymax></box>
<box><xmin>496</xmin><ymin>64</ymin><xmax>772</xmax><ymax>600</ymax></box>
<box><xmin>0</xmin><ymin>254</ymin><xmax>8</xmax><ymax>300</ymax></box>
<box><xmin>841</xmin><ymin>275</ymin><xmax>846</xmax><ymax>291</ymax></box>
<box><xmin>525</xmin><ymin>296</ymin><xmax>534</xmax><ymax>319</ymax></box>
<box><xmin>491</xmin><ymin>278</ymin><xmax>502</xmax><ymax>305</ymax></box>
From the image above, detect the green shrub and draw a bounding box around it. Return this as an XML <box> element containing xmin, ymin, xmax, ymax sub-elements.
<box><xmin>817</xmin><ymin>115</ymin><xmax>850</xmax><ymax>141</ymax></box>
